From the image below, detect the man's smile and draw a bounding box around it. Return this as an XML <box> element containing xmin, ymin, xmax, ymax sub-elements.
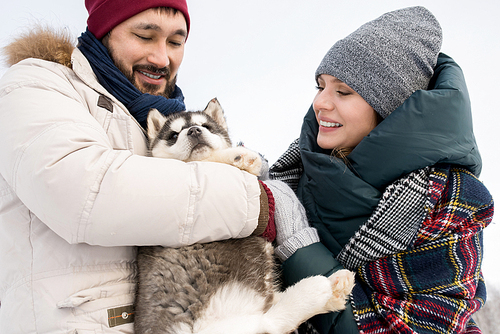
<box><xmin>138</xmin><ymin>70</ymin><xmax>163</xmax><ymax>80</ymax></box>
<box><xmin>133</xmin><ymin>65</ymin><xmax>169</xmax><ymax>86</ymax></box>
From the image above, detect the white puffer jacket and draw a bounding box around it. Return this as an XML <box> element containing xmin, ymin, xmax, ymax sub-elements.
<box><xmin>0</xmin><ymin>43</ymin><xmax>261</xmax><ymax>332</ymax></box>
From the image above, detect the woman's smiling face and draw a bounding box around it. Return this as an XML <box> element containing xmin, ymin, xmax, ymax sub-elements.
<box><xmin>313</xmin><ymin>74</ymin><xmax>379</xmax><ymax>151</ymax></box>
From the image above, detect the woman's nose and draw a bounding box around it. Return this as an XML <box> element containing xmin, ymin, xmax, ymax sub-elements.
<box><xmin>313</xmin><ymin>90</ymin><xmax>335</xmax><ymax>112</ymax></box>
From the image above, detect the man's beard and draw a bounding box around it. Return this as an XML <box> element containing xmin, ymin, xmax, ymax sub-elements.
<box><xmin>104</xmin><ymin>40</ymin><xmax>177</xmax><ymax>98</ymax></box>
<box><xmin>120</xmin><ymin>62</ymin><xmax>177</xmax><ymax>98</ymax></box>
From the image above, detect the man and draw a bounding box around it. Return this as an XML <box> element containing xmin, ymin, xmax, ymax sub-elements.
<box><xmin>0</xmin><ymin>0</ymin><xmax>318</xmax><ymax>332</ymax></box>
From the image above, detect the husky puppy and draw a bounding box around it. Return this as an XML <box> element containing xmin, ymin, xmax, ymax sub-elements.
<box><xmin>146</xmin><ymin>98</ymin><xmax>262</xmax><ymax>175</ymax></box>
<box><xmin>134</xmin><ymin>99</ymin><xmax>355</xmax><ymax>334</ymax></box>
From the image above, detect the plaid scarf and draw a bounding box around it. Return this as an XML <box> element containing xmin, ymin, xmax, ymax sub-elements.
<box><xmin>351</xmin><ymin>165</ymin><xmax>493</xmax><ymax>334</ymax></box>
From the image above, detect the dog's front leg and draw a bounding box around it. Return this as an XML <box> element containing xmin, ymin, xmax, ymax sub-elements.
<box><xmin>258</xmin><ymin>270</ymin><xmax>354</xmax><ymax>334</ymax></box>
<box><xmin>203</xmin><ymin>147</ymin><xmax>262</xmax><ymax>176</ymax></box>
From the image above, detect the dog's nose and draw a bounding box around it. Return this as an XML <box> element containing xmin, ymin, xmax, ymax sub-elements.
<box><xmin>187</xmin><ymin>127</ymin><xmax>202</xmax><ymax>137</ymax></box>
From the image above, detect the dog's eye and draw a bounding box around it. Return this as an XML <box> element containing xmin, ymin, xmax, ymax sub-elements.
<box><xmin>202</xmin><ymin>124</ymin><xmax>212</xmax><ymax>131</ymax></box>
<box><xmin>168</xmin><ymin>132</ymin><xmax>179</xmax><ymax>141</ymax></box>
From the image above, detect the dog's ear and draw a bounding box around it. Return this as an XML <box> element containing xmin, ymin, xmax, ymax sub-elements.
<box><xmin>147</xmin><ymin>109</ymin><xmax>167</xmax><ymax>140</ymax></box>
<box><xmin>203</xmin><ymin>98</ymin><xmax>228</xmax><ymax>132</ymax></box>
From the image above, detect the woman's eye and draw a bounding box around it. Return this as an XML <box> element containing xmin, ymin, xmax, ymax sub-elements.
<box><xmin>337</xmin><ymin>90</ymin><xmax>351</xmax><ymax>96</ymax></box>
<box><xmin>315</xmin><ymin>86</ymin><xmax>325</xmax><ymax>91</ymax></box>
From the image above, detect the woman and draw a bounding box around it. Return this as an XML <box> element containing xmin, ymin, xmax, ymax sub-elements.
<box><xmin>270</xmin><ymin>6</ymin><xmax>494</xmax><ymax>334</ymax></box>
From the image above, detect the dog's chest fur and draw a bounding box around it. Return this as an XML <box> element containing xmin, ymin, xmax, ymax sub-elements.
<box><xmin>135</xmin><ymin>238</ymin><xmax>277</xmax><ymax>333</ymax></box>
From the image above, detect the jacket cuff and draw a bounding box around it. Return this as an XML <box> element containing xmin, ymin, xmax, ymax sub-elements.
<box><xmin>281</xmin><ymin>242</ymin><xmax>344</xmax><ymax>287</ymax></box>
<box><xmin>253</xmin><ymin>181</ymin><xmax>276</xmax><ymax>242</ymax></box>
<box><xmin>275</xmin><ymin>227</ymin><xmax>320</xmax><ymax>261</ymax></box>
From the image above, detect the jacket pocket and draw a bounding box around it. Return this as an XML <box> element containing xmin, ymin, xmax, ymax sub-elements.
<box><xmin>58</xmin><ymin>282</ymin><xmax>135</xmax><ymax>333</ymax></box>
<box><xmin>68</xmin><ymin>322</ymin><xmax>133</xmax><ymax>334</ymax></box>
<box><xmin>105</xmin><ymin>112</ymin><xmax>133</xmax><ymax>151</ymax></box>
<box><xmin>90</xmin><ymin>95</ymin><xmax>133</xmax><ymax>151</ymax></box>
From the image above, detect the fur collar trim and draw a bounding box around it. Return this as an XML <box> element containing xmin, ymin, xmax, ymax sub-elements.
<box><xmin>2</xmin><ymin>26</ymin><xmax>75</xmax><ymax>68</ymax></box>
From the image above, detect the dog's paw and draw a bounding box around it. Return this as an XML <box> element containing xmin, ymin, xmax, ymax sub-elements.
<box><xmin>325</xmin><ymin>269</ymin><xmax>355</xmax><ymax>312</ymax></box>
<box><xmin>230</xmin><ymin>147</ymin><xmax>262</xmax><ymax>176</ymax></box>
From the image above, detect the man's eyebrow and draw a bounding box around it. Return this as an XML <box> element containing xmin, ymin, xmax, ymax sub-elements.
<box><xmin>133</xmin><ymin>23</ymin><xmax>187</xmax><ymax>37</ymax></box>
<box><xmin>172</xmin><ymin>29</ymin><xmax>187</xmax><ymax>37</ymax></box>
<box><xmin>134</xmin><ymin>23</ymin><xmax>162</xmax><ymax>31</ymax></box>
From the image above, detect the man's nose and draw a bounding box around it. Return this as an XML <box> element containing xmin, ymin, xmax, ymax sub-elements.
<box><xmin>147</xmin><ymin>43</ymin><xmax>170</xmax><ymax>69</ymax></box>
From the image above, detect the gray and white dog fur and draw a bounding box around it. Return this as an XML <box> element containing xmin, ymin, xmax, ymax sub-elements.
<box><xmin>134</xmin><ymin>98</ymin><xmax>355</xmax><ymax>334</ymax></box>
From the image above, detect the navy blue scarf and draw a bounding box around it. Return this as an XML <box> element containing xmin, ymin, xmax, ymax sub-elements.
<box><xmin>77</xmin><ymin>29</ymin><xmax>186</xmax><ymax>130</ymax></box>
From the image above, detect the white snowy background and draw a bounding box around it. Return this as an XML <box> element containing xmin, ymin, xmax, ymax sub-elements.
<box><xmin>1</xmin><ymin>0</ymin><xmax>498</xmax><ymax>290</ymax></box>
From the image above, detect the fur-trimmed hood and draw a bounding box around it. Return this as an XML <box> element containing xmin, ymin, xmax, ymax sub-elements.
<box><xmin>2</xmin><ymin>26</ymin><xmax>75</xmax><ymax>68</ymax></box>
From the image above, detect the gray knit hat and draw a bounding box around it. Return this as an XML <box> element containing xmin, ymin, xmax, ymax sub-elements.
<box><xmin>315</xmin><ymin>6</ymin><xmax>442</xmax><ymax>118</ymax></box>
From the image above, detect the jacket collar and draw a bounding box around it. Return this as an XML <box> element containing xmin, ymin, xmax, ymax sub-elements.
<box><xmin>71</xmin><ymin>48</ymin><xmax>145</xmax><ymax>131</ymax></box>
<box><xmin>72</xmin><ymin>48</ymin><xmax>119</xmax><ymax>102</ymax></box>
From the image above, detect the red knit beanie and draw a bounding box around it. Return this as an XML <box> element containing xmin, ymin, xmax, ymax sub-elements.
<box><xmin>85</xmin><ymin>0</ymin><xmax>190</xmax><ymax>39</ymax></box>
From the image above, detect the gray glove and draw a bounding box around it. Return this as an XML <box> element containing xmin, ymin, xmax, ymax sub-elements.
<box><xmin>263</xmin><ymin>179</ymin><xmax>320</xmax><ymax>261</ymax></box>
